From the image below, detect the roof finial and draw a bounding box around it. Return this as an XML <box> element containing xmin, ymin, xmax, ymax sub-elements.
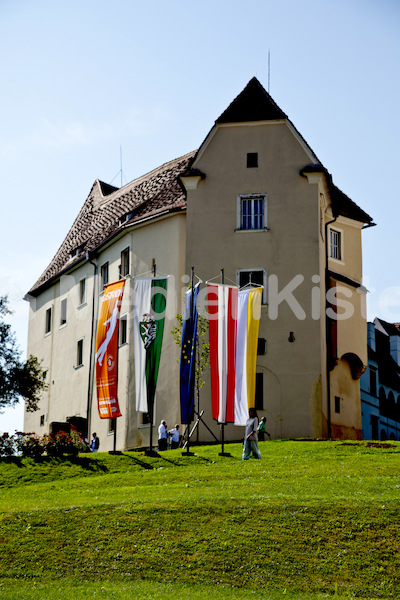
<box><xmin>109</xmin><ymin>145</ymin><xmax>127</xmax><ymax>188</ymax></box>
<box><xmin>268</xmin><ymin>48</ymin><xmax>271</xmax><ymax>94</ymax></box>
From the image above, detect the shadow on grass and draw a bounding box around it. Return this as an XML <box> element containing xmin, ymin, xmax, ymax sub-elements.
<box><xmin>0</xmin><ymin>454</ymin><xmax>109</xmax><ymax>473</ymax></box>
<box><xmin>121</xmin><ymin>453</ymin><xmax>154</xmax><ymax>470</ymax></box>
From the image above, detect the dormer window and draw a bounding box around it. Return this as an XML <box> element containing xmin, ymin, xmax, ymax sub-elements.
<box><xmin>119</xmin><ymin>210</ymin><xmax>136</xmax><ymax>226</ymax></box>
<box><xmin>70</xmin><ymin>245</ymin><xmax>83</xmax><ymax>259</ymax></box>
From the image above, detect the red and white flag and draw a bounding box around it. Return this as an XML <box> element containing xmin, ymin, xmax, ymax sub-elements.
<box><xmin>208</xmin><ymin>284</ymin><xmax>238</xmax><ymax>423</ymax></box>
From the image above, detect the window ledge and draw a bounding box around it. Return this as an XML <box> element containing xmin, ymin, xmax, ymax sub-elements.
<box><xmin>235</xmin><ymin>227</ymin><xmax>270</xmax><ymax>233</ymax></box>
<box><xmin>328</xmin><ymin>257</ymin><xmax>345</xmax><ymax>266</ymax></box>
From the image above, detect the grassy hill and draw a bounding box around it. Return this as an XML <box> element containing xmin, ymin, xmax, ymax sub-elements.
<box><xmin>0</xmin><ymin>440</ymin><xmax>399</xmax><ymax>600</ymax></box>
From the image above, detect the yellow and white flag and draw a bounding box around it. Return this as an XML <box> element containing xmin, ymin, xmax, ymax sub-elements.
<box><xmin>234</xmin><ymin>287</ymin><xmax>262</xmax><ymax>425</ymax></box>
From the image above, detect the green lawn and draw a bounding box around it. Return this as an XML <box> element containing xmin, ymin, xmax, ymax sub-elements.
<box><xmin>0</xmin><ymin>440</ymin><xmax>399</xmax><ymax>599</ymax></box>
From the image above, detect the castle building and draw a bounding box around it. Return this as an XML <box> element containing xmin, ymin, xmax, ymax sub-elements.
<box><xmin>25</xmin><ymin>78</ymin><xmax>374</xmax><ymax>449</ymax></box>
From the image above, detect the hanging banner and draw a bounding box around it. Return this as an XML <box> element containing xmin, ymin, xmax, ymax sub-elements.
<box><xmin>234</xmin><ymin>287</ymin><xmax>262</xmax><ymax>425</ymax></box>
<box><xmin>180</xmin><ymin>282</ymin><xmax>201</xmax><ymax>424</ymax></box>
<box><xmin>133</xmin><ymin>277</ymin><xmax>168</xmax><ymax>414</ymax></box>
<box><xmin>208</xmin><ymin>284</ymin><xmax>238</xmax><ymax>424</ymax></box>
<box><xmin>94</xmin><ymin>279</ymin><xmax>125</xmax><ymax>419</ymax></box>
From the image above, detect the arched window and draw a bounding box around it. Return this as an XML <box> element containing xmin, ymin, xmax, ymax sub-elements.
<box><xmin>379</xmin><ymin>387</ymin><xmax>387</xmax><ymax>417</ymax></box>
<box><xmin>388</xmin><ymin>391</ymin><xmax>396</xmax><ymax>420</ymax></box>
<box><xmin>396</xmin><ymin>396</ymin><xmax>400</xmax><ymax>423</ymax></box>
<box><xmin>381</xmin><ymin>429</ymin><xmax>388</xmax><ymax>441</ymax></box>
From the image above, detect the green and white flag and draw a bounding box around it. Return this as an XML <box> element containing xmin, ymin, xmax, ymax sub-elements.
<box><xmin>133</xmin><ymin>277</ymin><xmax>168</xmax><ymax>413</ymax></box>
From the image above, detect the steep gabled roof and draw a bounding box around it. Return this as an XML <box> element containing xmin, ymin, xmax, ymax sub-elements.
<box><xmin>28</xmin><ymin>78</ymin><xmax>374</xmax><ymax>297</ymax></box>
<box><xmin>375</xmin><ymin>318</ymin><xmax>400</xmax><ymax>338</ymax></box>
<box><xmin>28</xmin><ymin>151</ymin><xmax>196</xmax><ymax>296</ymax></box>
<box><xmin>215</xmin><ymin>77</ymin><xmax>287</xmax><ymax>123</ymax></box>
<box><xmin>300</xmin><ymin>164</ymin><xmax>373</xmax><ymax>224</ymax></box>
<box><xmin>330</xmin><ymin>183</ymin><xmax>373</xmax><ymax>224</ymax></box>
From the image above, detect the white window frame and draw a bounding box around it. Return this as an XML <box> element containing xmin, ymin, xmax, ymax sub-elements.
<box><xmin>329</xmin><ymin>227</ymin><xmax>343</xmax><ymax>262</ymax></box>
<box><xmin>237</xmin><ymin>194</ymin><xmax>267</xmax><ymax>231</ymax></box>
<box><xmin>236</xmin><ymin>268</ymin><xmax>267</xmax><ymax>304</ymax></box>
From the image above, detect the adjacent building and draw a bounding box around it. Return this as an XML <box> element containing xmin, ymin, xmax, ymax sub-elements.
<box><xmin>361</xmin><ymin>319</ymin><xmax>400</xmax><ymax>440</ymax></box>
<box><xmin>25</xmin><ymin>78</ymin><xmax>374</xmax><ymax>450</ymax></box>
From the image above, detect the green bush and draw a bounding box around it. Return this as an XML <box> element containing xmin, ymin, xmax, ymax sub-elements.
<box><xmin>42</xmin><ymin>427</ymin><xmax>86</xmax><ymax>457</ymax></box>
<box><xmin>14</xmin><ymin>432</ymin><xmax>43</xmax><ymax>458</ymax></box>
<box><xmin>0</xmin><ymin>432</ymin><xmax>15</xmax><ymax>457</ymax></box>
<box><xmin>1</xmin><ymin>426</ymin><xmax>87</xmax><ymax>458</ymax></box>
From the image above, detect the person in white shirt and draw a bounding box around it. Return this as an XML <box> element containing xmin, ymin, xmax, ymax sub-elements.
<box><xmin>158</xmin><ymin>420</ymin><xmax>168</xmax><ymax>451</ymax></box>
<box><xmin>242</xmin><ymin>408</ymin><xmax>261</xmax><ymax>460</ymax></box>
<box><xmin>168</xmin><ymin>425</ymin><xmax>181</xmax><ymax>449</ymax></box>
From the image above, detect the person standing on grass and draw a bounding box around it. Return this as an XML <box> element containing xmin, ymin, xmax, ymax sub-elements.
<box><xmin>158</xmin><ymin>420</ymin><xmax>168</xmax><ymax>451</ymax></box>
<box><xmin>168</xmin><ymin>425</ymin><xmax>181</xmax><ymax>449</ymax></box>
<box><xmin>91</xmin><ymin>432</ymin><xmax>100</xmax><ymax>452</ymax></box>
<box><xmin>258</xmin><ymin>416</ymin><xmax>267</xmax><ymax>441</ymax></box>
<box><xmin>242</xmin><ymin>408</ymin><xmax>261</xmax><ymax>460</ymax></box>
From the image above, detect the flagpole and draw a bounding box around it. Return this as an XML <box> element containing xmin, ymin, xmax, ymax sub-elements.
<box><xmin>182</xmin><ymin>266</ymin><xmax>195</xmax><ymax>457</ymax></box>
<box><xmin>147</xmin><ymin>262</ymin><xmax>157</xmax><ymax>455</ymax></box>
<box><xmin>185</xmin><ymin>266</ymin><xmax>195</xmax><ymax>456</ymax></box>
<box><xmin>219</xmin><ymin>268</ymin><xmax>231</xmax><ymax>457</ymax></box>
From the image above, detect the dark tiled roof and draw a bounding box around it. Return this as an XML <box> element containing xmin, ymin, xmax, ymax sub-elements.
<box><xmin>215</xmin><ymin>77</ymin><xmax>287</xmax><ymax>124</ymax></box>
<box><xmin>330</xmin><ymin>184</ymin><xmax>373</xmax><ymax>224</ymax></box>
<box><xmin>98</xmin><ymin>181</ymin><xmax>119</xmax><ymax>196</ymax></box>
<box><xmin>375</xmin><ymin>318</ymin><xmax>400</xmax><ymax>338</ymax></box>
<box><xmin>28</xmin><ymin>151</ymin><xmax>196</xmax><ymax>295</ymax></box>
<box><xmin>300</xmin><ymin>164</ymin><xmax>373</xmax><ymax>224</ymax></box>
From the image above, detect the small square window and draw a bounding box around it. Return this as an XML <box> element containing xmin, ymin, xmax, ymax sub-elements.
<box><xmin>60</xmin><ymin>298</ymin><xmax>67</xmax><ymax>326</ymax></box>
<box><xmin>247</xmin><ymin>152</ymin><xmax>258</xmax><ymax>168</ymax></box>
<box><xmin>141</xmin><ymin>412</ymin><xmax>151</xmax><ymax>426</ymax></box>
<box><xmin>237</xmin><ymin>269</ymin><xmax>266</xmax><ymax>304</ymax></box>
<box><xmin>257</xmin><ymin>338</ymin><xmax>267</xmax><ymax>355</ymax></box>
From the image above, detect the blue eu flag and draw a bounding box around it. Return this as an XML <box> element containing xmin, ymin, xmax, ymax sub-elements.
<box><xmin>180</xmin><ymin>283</ymin><xmax>200</xmax><ymax>424</ymax></box>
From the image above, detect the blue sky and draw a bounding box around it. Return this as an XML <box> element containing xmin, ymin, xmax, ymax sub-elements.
<box><xmin>1</xmin><ymin>0</ymin><xmax>399</xmax><ymax>433</ymax></box>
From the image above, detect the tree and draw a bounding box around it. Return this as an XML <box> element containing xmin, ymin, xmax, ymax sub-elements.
<box><xmin>0</xmin><ymin>296</ymin><xmax>46</xmax><ymax>413</ymax></box>
<box><xmin>171</xmin><ymin>311</ymin><xmax>210</xmax><ymax>394</ymax></box>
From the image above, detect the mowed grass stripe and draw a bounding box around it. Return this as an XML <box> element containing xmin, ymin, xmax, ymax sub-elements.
<box><xmin>0</xmin><ymin>441</ymin><xmax>399</xmax><ymax>598</ymax></box>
